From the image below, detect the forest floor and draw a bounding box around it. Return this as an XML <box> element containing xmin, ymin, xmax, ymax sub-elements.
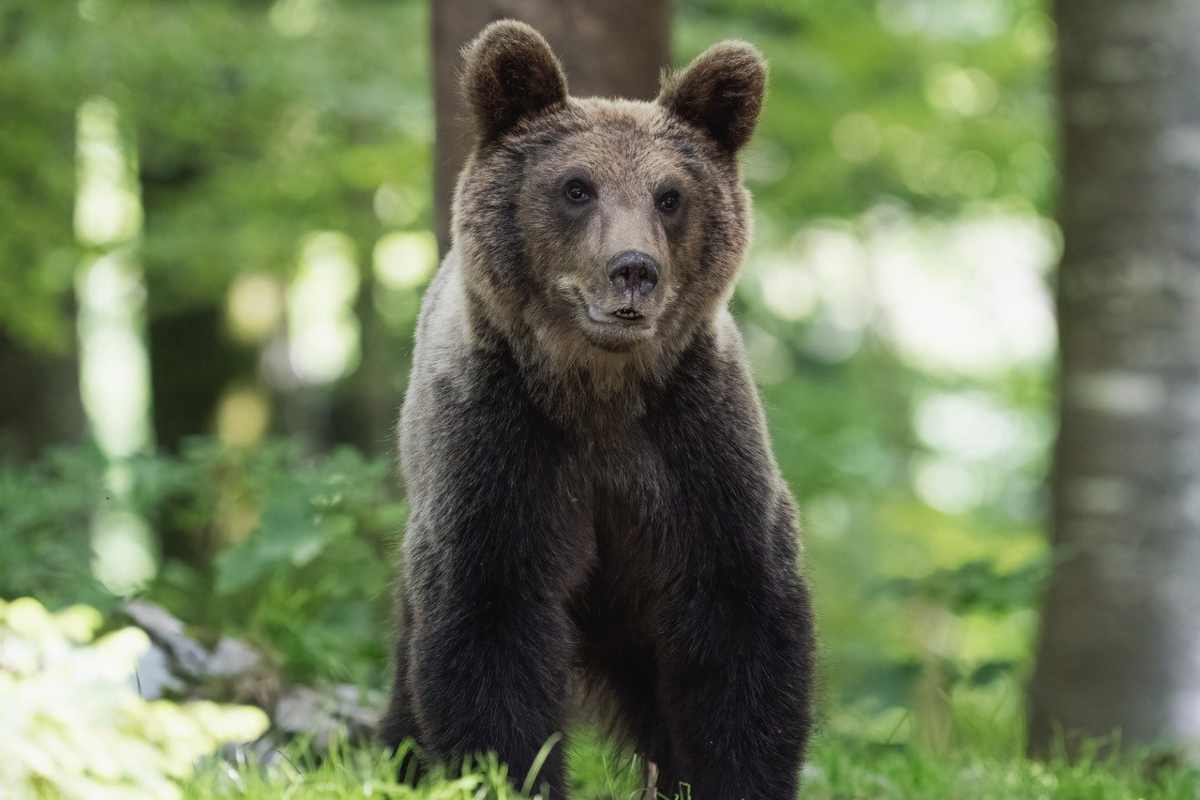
<box><xmin>184</xmin><ymin>729</ymin><xmax>1200</xmax><ymax>800</ymax></box>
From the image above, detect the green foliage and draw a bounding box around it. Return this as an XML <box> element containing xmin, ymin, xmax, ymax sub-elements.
<box><xmin>0</xmin><ymin>440</ymin><xmax>406</xmax><ymax>686</ymax></box>
<box><xmin>186</xmin><ymin>744</ymin><xmax>530</xmax><ymax>800</ymax></box>
<box><xmin>143</xmin><ymin>439</ymin><xmax>405</xmax><ymax>685</ymax></box>
<box><xmin>883</xmin><ymin>558</ymin><xmax>1047</xmax><ymax>615</ymax></box>
<box><xmin>678</xmin><ymin>0</ymin><xmax>1054</xmax><ymax>228</ymax></box>
<box><xmin>806</xmin><ymin>736</ymin><xmax>1200</xmax><ymax>800</ymax></box>
<box><xmin>189</xmin><ymin>735</ymin><xmax>636</xmax><ymax>800</ymax></box>
<box><xmin>182</xmin><ymin>733</ymin><xmax>1200</xmax><ymax>800</ymax></box>
<box><xmin>0</xmin><ymin>2</ymin><xmax>83</xmax><ymax>351</ymax></box>
<box><xmin>0</xmin><ymin>596</ymin><xmax>269</xmax><ymax>799</ymax></box>
<box><xmin>1</xmin><ymin>0</ymin><xmax>432</xmax><ymax>346</ymax></box>
<box><xmin>148</xmin><ymin>440</ymin><xmax>408</xmax><ymax>685</ymax></box>
<box><xmin>0</xmin><ymin>446</ymin><xmax>112</xmax><ymax>609</ymax></box>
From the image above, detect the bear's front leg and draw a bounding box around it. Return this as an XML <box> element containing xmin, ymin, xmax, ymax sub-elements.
<box><xmin>407</xmin><ymin>568</ymin><xmax>575</xmax><ymax>797</ymax></box>
<box><xmin>647</xmin><ymin>358</ymin><xmax>816</xmax><ymax>798</ymax></box>
<box><xmin>656</xmin><ymin>556</ymin><xmax>814</xmax><ymax>800</ymax></box>
<box><xmin>397</xmin><ymin>382</ymin><xmax>588</xmax><ymax>798</ymax></box>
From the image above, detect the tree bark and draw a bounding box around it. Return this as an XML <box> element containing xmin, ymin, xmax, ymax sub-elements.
<box><xmin>1028</xmin><ymin>0</ymin><xmax>1200</xmax><ymax>757</ymax></box>
<box><xmin>430</xmin><ymin>0</ymin><xmax>671</xmax><ymax>255</ymax></box>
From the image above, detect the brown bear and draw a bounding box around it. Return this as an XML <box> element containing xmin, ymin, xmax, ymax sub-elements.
<box><xmin>381</xmin><ymin>20</ymin><xmax>814</xmax><ymax>800</ymax></box>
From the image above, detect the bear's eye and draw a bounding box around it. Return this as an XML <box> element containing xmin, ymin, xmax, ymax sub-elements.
<box><xmin>656</xmin><ymin>190</ymin><xmax>681</xmax><ymax>214</ymax></box>
<box><xmin>564</xmin><ymin>179</ymin><xmax>592</xmax><ymax>204</ymax></box>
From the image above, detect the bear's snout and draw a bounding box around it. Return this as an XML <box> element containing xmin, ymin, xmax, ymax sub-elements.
<box><xmin>606</xmin><ymin>250</ymin><xmax>660</xmax><ymax>303</ymax></box>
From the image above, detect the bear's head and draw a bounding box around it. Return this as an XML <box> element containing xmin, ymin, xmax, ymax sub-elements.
<box><xmin>453</xmin><ymin>21</ymin><xmax>765</xmax><ymax>376</ymax></box>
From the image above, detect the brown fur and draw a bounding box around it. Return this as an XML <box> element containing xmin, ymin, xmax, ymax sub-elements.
<box><xmin>460</xmin><ymin>21</ymin><xmax>568</xmax><ymax>144</ymax></box>
<box><xmin>451</xmin><ymin>36</ymin><xmax>760</xmax><ymax>423</ymax></box>
<box><xmin>383</xmin><ymin>21</ymin><xmax>813</xmax><ymax>800</ymax></box>
<box><xmin>658</xmin><ymin>42</ymin><xmax>767</xmax><ymax>153</ymax></box>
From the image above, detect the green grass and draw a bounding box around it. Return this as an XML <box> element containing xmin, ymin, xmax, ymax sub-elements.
<box><xmin>185</xmin><ymin>730</ymin><xmax>1200</xmax><ymax>800</ymax></box>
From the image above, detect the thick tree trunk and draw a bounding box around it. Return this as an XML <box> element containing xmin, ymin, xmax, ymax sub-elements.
<box><xmin>1028</xmin><ymin>0</ymin><xmax>1200</xmax><ymax>757</ymax></box>
<box><xmin>431</xmin><ymin>0</ymin><xmax>671</xmax><ymax>254</ymax></box>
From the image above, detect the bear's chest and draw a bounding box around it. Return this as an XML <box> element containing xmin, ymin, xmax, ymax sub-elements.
<box><xmin>574</xmin><ymin>425</ymin><xmax>669</xmax><ymax>534</ymax></box>
<box><xmin>564</xmin><ymin>428</ymin><xmax>675</xmax><ymax>627</ymax></box>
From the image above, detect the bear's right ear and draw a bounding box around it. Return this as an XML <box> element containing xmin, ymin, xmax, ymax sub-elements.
<box><xmin>460</xmin><ymin>21</ymin><xmax>568</xmax><ymax>145</ymax></box>
<box><xmin>657</xmin><ymin>41</ymin><xmax>766</xmax><ymax>153</ymax></box>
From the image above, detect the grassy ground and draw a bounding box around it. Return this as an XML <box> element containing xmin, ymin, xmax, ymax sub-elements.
<box><xmin>185</xmin><ymin>729</ymin><xmax>1200</xmax><ymax>800</ymax></box>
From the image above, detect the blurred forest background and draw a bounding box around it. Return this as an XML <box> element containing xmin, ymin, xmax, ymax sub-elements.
<box><xmin>4</xmin><ymin>0</ymin><xmax>1200</xmax><ymax>795</ymax></box>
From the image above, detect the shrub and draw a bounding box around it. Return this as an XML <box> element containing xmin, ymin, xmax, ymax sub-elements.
<box><xmin>0</xmin><ymin>596</ymin><xmax>269</xmax><ymax>799</ymax></box>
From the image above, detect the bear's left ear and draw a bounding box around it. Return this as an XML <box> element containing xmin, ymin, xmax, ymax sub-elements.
<box><xmin>657</xmin><ymin>41</ymin><xmax>766</xmax><ymax>153</ymax></box>
<box><xmin>460</xmin><ymin>20</ymin><xmax>568</xmax><ymax>145</ymax></box>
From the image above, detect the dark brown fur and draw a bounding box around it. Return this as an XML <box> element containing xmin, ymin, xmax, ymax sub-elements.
<box><xmin>382</xmin><ymin>21</ymin><xmax>814</xmax><ymax>799</ymax></box>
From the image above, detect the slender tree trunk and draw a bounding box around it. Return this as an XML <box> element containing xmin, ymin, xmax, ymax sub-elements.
<box><xmin>1028</xmin><ymin>0</ymin><xmax>1200</xmax><ymax>757</ymax></box>
<box><xmin>431</xmin><ymin>0</ymin><xmax>671</xmax><ymax>254</ymax></box>
<box><xmin>140</xmin><ymin>164</ymin><xmax>252</xmax><ymax>452</ymax></box>
<box><xmin>0</xmin><ymin>330</ymin><xmax>82</xmax><ymax>460</ymax></box>
<box><xmin>331</xmin><ymin>277</ymin><xmax>397</xmax><ymax>455</ymax></box>
<box><xmin>145</xmin><ymin>296</ymin><xmax>253</xmax><ymax>451</ymax></box>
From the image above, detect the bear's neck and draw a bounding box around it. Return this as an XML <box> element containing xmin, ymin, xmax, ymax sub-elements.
<box><xmin>467</xmin><ymin>293</ymin><xmax>704</xmax><ymax>429</ymax></box>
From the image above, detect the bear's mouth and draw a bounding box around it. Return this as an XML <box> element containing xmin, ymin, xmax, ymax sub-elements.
<box><xmin>586</xmin><ymin>304</ymin><xmax>647</xmax><ymax>326</ymax></box>
<box><xmin>575</xmin><ymin>294</ymin><xmax>656</xmax><ymax>351</ymax></box>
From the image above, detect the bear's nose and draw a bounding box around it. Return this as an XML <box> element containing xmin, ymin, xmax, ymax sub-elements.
<box><xmin>607</xmin><ymin>250</ymin><xmax>659</xmax><ymax>298</ymax></box>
